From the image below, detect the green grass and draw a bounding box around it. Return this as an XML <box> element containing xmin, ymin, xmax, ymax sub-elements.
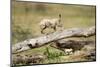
<box><xmin>12</xmin><ymin>1</ymin><xmax>96</xmax><ymax>64</ymax></box>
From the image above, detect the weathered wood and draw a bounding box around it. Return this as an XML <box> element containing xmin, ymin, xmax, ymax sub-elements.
<box><xmin>50</xmin><ymin>40</ymin><xmax>95</xmax><ymax>52</ymax></box>
<box><xmin>12</xmin><ymin>54</ymin><xmax>46</xmax><ymax>65</ymax></box>
<box><xmin>12</xmin><ymin>40</ymin><xmax>95</xmax><ymax>65</ymax></box>
<box><xmin>12</xmin><ymin>26</ymin><xmax>95</xmax><ymax>53</ymax></box>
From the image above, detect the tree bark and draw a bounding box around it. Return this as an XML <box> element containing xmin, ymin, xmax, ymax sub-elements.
<box><xmin>12</xmin><ymin>54</ymin><xmax>46</xmax><ymax>65</ymax></box>
<box><xmin>12</xmin><ymin>26</ymin><xmax>95</xmax><ymax>53</ymax></box>
<box><xmin>50</xmin><ymin>40</ymin><xmax>95</xmax><ymax>52</ymax></box>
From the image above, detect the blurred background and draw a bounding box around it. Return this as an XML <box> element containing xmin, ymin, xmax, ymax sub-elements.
<box><xmin>12</xmin><ymin>0</ymin><xmax>95</xmax><ymax>44</ymax></box>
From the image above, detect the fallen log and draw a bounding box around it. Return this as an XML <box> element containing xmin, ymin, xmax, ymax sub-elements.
<box><xmin>12</xmin><ymin>54</ymin><xmax>46</xmax><ymax>65</ymax></box>
<box><xmin>12</xmin><ymin>26</ymin><xmax>95</xmax><ymax>53</ymax></box>
<box><xmin>12</xmin><ymin>40</ymin><xmax>95</xmax><ymax>65</ymax></box>
<box><xmin>50</xmin><ymin>39</ymin><xmax>95</xmax><ymax>52</ymax></box>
